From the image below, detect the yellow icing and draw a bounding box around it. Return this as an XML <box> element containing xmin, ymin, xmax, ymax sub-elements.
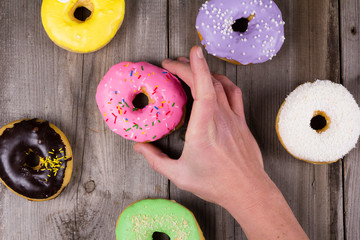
<box><xmin>41</xmin><ymin>0</ymin><xmax>125</xmax><ymax>53</ymax></box>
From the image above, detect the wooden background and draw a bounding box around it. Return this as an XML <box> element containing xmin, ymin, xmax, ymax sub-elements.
<box><xmin>0</xmin><ymin>0</ymin><xmax>359</xmax><ymax>239</ymax></box>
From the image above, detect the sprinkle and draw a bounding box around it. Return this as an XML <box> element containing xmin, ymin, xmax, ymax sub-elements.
<box><xmin>142</xmin><ymin>131</ymin><xmax>145</xmax><ymax>134</ymax></box>
<box><xmin>112</xmin><ymin>113</ymin><xmax>117</xmax><ymax>124</ymax></box>
<box><xmin>130</xmin><ymin>70</ymin><xmax>133</xmax><ymax>76</ymax></box>
<box><xmin>172</xmin><ymin>102</ymin><xmax>175</xmax><ymax>107</ymax></box>
<box><xmin>153</xmin><ymin>135</ymin><xmax>156</xmax><ymax>139</ymax></box>
<box><xmin>141</xmin><ymin>66</ymin><xmax>144</xmax><ymax>71</ymax></box>
<box><xmin>154</xmin><ymin>106</ymin><xmax>159</xmax><ymax>110</ymax></box>
<box><xmin>138</xmin><ymin>75</ymin><xmax>141</xmax><ymax>79</ymax></box>
<box><xmin>165</xmin><ymin>111</ymin><xmax>171</xmax><ymax>115</ymax></box>
<box><xmin>125</xmin><ymin>128</ymin><xmax>131</xmax><ymax>132</ymax></box>
<box><xmin>133</xmin><ymin>107</ymin><xmax>138</xmax><ymax>111</ymax></box>
<box><xmin>152</xmin><ymin>122</ymin><xmax>154</xmax><ymax>126</ymax></box>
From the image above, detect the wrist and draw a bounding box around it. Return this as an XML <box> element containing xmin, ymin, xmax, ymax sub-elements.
<box><xmin>219</xmin><ymin>169</ymin><xmax>277</xmax><ymax>211</ymax></box>
<box><xmin>220</xmin><ymin>173</ymin><xmax>309</xmax><ymax>240</ymax></box>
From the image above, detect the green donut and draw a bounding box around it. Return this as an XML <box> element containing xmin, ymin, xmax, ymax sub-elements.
<box><xmin>116</xmin><ymin>199</ymin><xmax>205</xmax><ymax>239</ymax></box>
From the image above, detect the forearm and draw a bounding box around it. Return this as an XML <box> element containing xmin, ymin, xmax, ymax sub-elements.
<box><xmin>222</xmin><ymin>174</ymin><xmax>309</xmax><ymax>240</ymax></box>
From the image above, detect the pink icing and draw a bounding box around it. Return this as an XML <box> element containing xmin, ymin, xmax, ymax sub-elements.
<box><xmin>96</xmin><ymin>62</ymin><xmax>187</xmax><ymax>142</ymax></box>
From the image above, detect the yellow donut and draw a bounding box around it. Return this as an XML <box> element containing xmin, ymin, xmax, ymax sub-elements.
<box><xmin>41</xmin><ymin>0</ymin><xmax>125</xmax><ymax>53</ymax></box>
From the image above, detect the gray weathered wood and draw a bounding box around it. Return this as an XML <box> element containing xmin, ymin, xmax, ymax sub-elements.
<box><xmin>72</xmin><ymin>0</ymin><xmax>170</xmax><ymax>239</ymax></box>
<box><xmin>168</xmin><ymin>1</ymin><xmax>238</xmax><ymax>239</ymax></box>
<box><xmin>0</xmin><ymin>1</ymin><xmax>83</xmax><ymax>239</ymax></box>
<box><xmin>0</xmin><ymin>0</ymin><xmax>357</xmax><ymax>239</ymax></box>
<box><xmin>239</xmin><ymin>0</ymin><xmax>343</xmax><ymax>239</ymax></box>
<box><xmin>0</xmin><ymin>0</ymin><xmax>169</xmax><ymax>239</ymax></box>
<box><xmin>341</xmin><ymin>0</ymin><xmax>360</xmax><ymax>239</ymax></box>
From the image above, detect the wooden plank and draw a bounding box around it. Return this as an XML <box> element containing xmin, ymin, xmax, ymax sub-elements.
<box><xmin>0</xmin><ymin>0</ymin><xmax>349</xmax><ymax>239</ymax></box>
<box><xmin>236</xmin><ymin>0</ymin><xmax>343</xmax><ymax>239</ymax></box>
<box><xmin>0</xmin><ymin>1</ymin><xmax>83</xmax><ymax>239</ymax></box>
<box><xmin>340</xmin><ymin>0</ymin><xmax>360</xmax><ymax>238</ymax></box>
<box><xmin>169</xmin><ymin>1</ymin><xmax>237</xmax><ymax>239</ymax></box>
<box><xmin>73</xmin><ymin>0</ymin><xmax>170</xmax><ymax>239</ymax></box>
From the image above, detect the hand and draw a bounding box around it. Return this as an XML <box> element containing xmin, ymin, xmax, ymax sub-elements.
<box><xmin>134</xmin><ymin>46</ymin><xmax>308</xmax><ymax>239</ymax></box>
<box><xmin>135</xmin><ymin>46</ymin><xmax>267</xmax><ymax>207</ymax></box>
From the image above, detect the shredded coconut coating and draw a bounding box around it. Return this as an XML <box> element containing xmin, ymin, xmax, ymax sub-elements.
<box><xmin>277</xmin><ymin>80</ymin><xmax>360</xmax><ymax>163</ymax></box>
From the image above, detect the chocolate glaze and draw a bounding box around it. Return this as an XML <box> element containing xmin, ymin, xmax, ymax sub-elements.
<box><xmin>0</xmin><ymin>119</ymin><xmax>71</xmax><ymax>199</ymax></box>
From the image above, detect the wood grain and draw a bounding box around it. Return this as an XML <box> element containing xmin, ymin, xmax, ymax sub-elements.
<box><xmin>73</xmin><ymin>0</ymin><xmax>170</xmax><ymax>239</ymax></box>
<box><xmin>341</xmin><ymin>0</ymin><xmax>360</xmax><ymax>239</ymax></box>
<box><xmin>0</xmin><ymin>1</ymin><xmax>83</xmax><ymax>239</ymax></box>
<box><xmin>0</xmin><ymin>0</ymin><xmax>358</xmax><ymax>239</ymax></box>
<box><xmin>240</xmin><ymin>0</ymin><xmax>343</xmax><ymax>239</ymax></box>
<box><xmin>168</xmin><ymin>1</ymin><xmax>237</xmax><ymax>239</ymax></box>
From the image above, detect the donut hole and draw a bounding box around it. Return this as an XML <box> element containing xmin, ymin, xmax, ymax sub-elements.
<box><xmin>232</xmin><ymin>18</ymin><xmax>249</xmax><ymax>33</ymax></box>
<box><xmin>132</xmin><ymin>93</ymin><xmax>149</xmax><ymax>110</ymax></box>
<box><xmin>310</xmin><ymin>114</ymin><xmax>328</xmax><ymax>132</ymax></box>
<box><xmin>74</xmin><ymin>6</ymin><xmax>92</xmax><ymax>22</ymax></box>
<box><xmin>152</xmin><ymin>232</ymin><xmax>170</xmax><ymax>240</ymax></box>
<box><xmin>24</xmin><ymin>149</ymin><xmax>41</xmax><ymax>170</ymax></box>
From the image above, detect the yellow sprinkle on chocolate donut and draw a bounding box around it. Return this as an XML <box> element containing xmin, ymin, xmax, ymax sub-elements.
<box><xmin>41</xmin><ymin>0</ymin><xmax>125</xmax><ymax>53</ymax></box>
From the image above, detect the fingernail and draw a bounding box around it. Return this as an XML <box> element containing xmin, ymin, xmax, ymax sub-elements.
<box><xmin>133</xmin><ymin>144</ymin><xmax>142</xmax><ymax>154</ymax></box>
<box><xmin>163</xmin><ymin>58</ymin><xmax>172</xmax><ymax>64</ymax></box>
<box><xmin>196</xmin><ymin>47</ymin><xmax>204</xmax><ymax>59</ymax></box>
<box><xmin>178</xmin><ymin>57</ymin><xmax>190</xmax><ymax>63</ymax></box>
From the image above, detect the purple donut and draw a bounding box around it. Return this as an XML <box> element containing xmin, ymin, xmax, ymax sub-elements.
<box><xmin>196</xmin><ymin>0</ymin><xmax>285</xmax><ymax>65</ymax></box>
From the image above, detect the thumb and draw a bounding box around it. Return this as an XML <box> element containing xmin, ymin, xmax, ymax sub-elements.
<box><xmin>134</xmin><ymin>143</ymin><xmax>179</xmax><ymax>180</ymax></box>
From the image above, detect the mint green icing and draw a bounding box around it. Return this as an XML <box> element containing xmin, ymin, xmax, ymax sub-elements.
<box><xmin>116</xmin><ymin>199</ymin><xmax>203</xmax><ymax>240</ymax></box>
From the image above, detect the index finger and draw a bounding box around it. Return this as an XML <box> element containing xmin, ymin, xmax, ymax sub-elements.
<box><xmin>190</xmin><ymin>46</ymin><xmax>216</xmax><ymax>101</ymax></box>
<box><xmin>162</xmin><ymin>59</ymin><xmax>194</xmax><ymax>89</ymax></box>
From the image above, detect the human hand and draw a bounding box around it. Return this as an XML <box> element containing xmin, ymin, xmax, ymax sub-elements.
<box><xmin>134</xmin><ymin>46</ymin><xmax>308</xmax><ymax>239</ymax></box>
<box><xmin>134</xmin><ymin>46</ymin><xmax>271</xmax><ymax>209</ymax></box>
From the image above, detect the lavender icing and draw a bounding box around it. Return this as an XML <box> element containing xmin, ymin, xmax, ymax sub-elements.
<box><xmin>196</xmin><ymin>0</ymin><xmax>285</xmax><ymax>64</ymax></box>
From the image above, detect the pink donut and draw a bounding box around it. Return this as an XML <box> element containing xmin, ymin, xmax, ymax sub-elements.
<box><xmin>96</xmin><ymin>62</ymin><xmax>187</xmax><ymax>142</ymax></box>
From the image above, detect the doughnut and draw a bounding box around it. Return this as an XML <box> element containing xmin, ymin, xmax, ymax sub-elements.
<box><xmin>41</xmin><ymin>0</ymin><xmax>125</xmax><ymax>53</ymax></box>
<box><xmin>96</xmin><ymin>62</ymin><xmax>187</xmax><ymax>142</ymax></box>
<box><xmin>196</xmin><ymin>0</ymin><xmax>285</xmax><ymax>65</ymax></box>
<box><xmin>276</xmin><ymin>80</ymin><xmax>360</xmax><ymax>164</ymax></box>
<box><xmin>116</xmin><ymin>199</ymin><xmax>205</xmax><ymax>239</ymax></box>
<box><xmin>0</xmin><ymin>119</ymin><xmax>73</xmax><ymax>201</ymax></box>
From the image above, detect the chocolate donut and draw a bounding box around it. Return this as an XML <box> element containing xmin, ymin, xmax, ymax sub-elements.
<box><xmin>0</xmin><ymin>119</ymin><xmax>73</xmax><ymax>201</ymax></box>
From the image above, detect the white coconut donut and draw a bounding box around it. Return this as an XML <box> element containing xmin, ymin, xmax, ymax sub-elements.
<box><xmin>276</xmin><ymin>80</ymin><xmax>360</xmax><ymax>164</ymax></box>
